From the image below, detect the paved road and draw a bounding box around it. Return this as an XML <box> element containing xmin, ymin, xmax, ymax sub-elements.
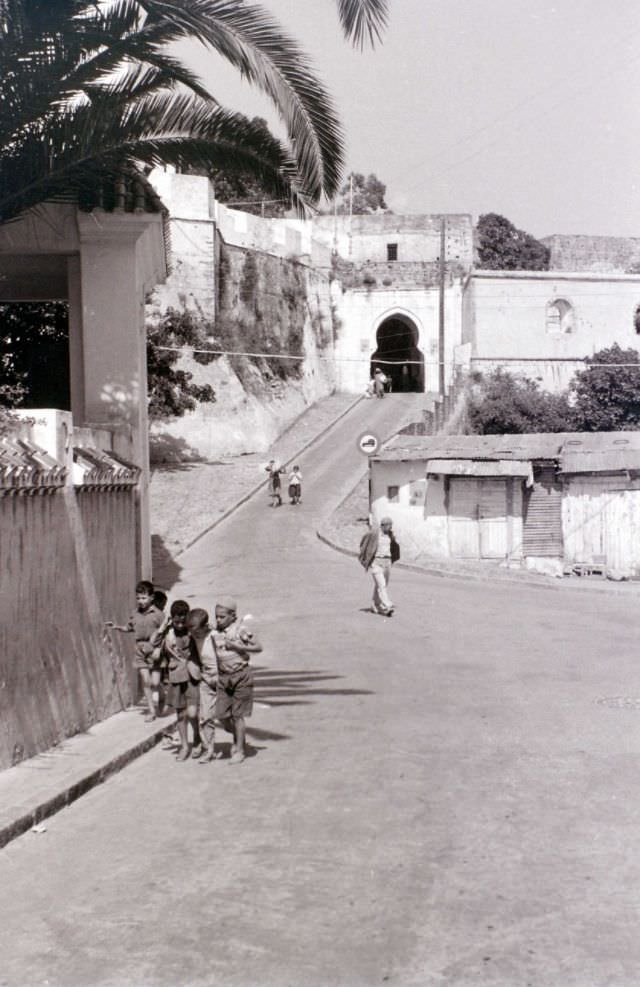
<box><xmin>2</xmin><ymin>396</ymin><xmax>640</xmax><ymax>987</ymax></box>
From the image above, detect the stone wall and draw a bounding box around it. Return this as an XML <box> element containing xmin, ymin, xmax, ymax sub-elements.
<box><xmin>150</xmin><ymin>236</ymin><xmax>336</xmax><ymax>459</ymax></box>
<box><xmin>463</xmin><ymin>270</ymin><xmax>640</xmax><ymax>392</ymax></box>
<box><xmin>314</xmin><ymin>213</ymin><xmax>474</xmax><ymax>267</ymax></box>
<box><xmin>542</xmin><ymin>234</ymin><xmax>640</xmax><ymax>274</ymax></box>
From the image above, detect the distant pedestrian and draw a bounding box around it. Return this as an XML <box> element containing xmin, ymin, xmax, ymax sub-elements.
<box><xmin>266</xmin><ymin>459</ymin><xmax>283</xmax><ymax>507</ymax></box>
<box><xmin>358</xmin><ymin>516</ymin><xmax>400</xmax><ymax>616</ymax></box>
<box><xmin>104</xmin><ymin>579</ymin><xmax>164</xmax><ymax>722</ymax></box>
<box><xmin>213</xmin><ymin>596</ymin><xmax>263</xmax><ymax>764</ymax></box>
<box><xmin>373</xmin><ymin>368</ymin><xmax>387</xmax><ymax>398</ymax></box>
<box><xmin>288</xmin><ymin>465</ymin><xmax>302</xmax><ymax>504</ymax></box>
<box><xmin>153</xmin><ymin>600</ymin><xmax>202</xmax><ymax>761</ymax></box>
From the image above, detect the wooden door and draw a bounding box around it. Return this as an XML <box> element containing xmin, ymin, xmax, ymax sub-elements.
<box><xmin>448</xmin><ymin>478</ymin><xmax>480</xmax><ymax>558</ymax></box>
<box><xmin>479</xmin><ymin>478</ymin><xmax>508</xmax><ymax>558</ymax></box>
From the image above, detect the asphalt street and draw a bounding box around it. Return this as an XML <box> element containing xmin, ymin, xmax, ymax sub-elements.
<box><xmin>2</xmin><ymin>395</ymin><xmax>640</xmax><ymax>987</ymax></box>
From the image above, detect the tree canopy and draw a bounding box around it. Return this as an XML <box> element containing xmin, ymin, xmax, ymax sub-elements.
<box><xmin>0</xmin><ymin>0</ymin><xmax>390</xmax><ymax>223</ymax></box>
<box><xmin>336</xmin><ymin>172</ymin><xmax>389</xmax><ymax>214</ymax></box>
<box><xmin>466</xmin><ymin>368</ymin><xmax>571</xmax><ymax>434</ymax></box>
<box><xmin>476</xmin><ymin>213</ymin><xmax>550</xmax><ymax>271</ymax></box>
<box><xmin>570</xmin><ymin>344</ymin><xmax>640</xmax><ymax>431</ymax></box>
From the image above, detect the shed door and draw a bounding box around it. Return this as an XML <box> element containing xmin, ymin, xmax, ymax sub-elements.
<box><xmin>448</xmin><ymin>478</ymin><xmax>480</xmax><ymax>558</ymax></box>
<box><xmin>523</xmin><ymin>466</ymin><xmax>563</xmax><ymax>557</ymax></box>
<box><xmin>479</xmin><ymin>478</ymin><xmax>508</xmax><ymax>558</ymax></box>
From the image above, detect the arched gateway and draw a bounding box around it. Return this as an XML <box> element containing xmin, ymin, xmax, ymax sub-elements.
<box><xmin>370</xmin><ymin>314</ymin><xmax>425</xmax><ymax>392</ymax></box>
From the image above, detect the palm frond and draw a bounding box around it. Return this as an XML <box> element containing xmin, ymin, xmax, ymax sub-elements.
<box><xmin>137</xmin><ymin>0</ymin><xmax>344</xmax><ymax>199</ymax></box>
<box><xmin>0</xmin><ymin>95</ymin><xmax>311</xmax><ymax>221</ymax></box>
<box><xmin>0</xmin><ymin>0</ymin><xmax>370</xmax><ymax>221</ymax></box>
<box><xmin>336</xmin><ymin>0</ymin><xmax>389</xmax><ymax>49</ymax></box>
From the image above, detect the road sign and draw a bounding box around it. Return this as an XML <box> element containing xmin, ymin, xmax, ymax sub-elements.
<box><xmin>356</xmin><ymin>431</ymin><xmax>380</xmax><ymax>456</ymax></box>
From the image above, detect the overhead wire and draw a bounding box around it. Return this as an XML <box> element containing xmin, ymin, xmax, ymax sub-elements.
<box><xmin>399</xmin><ymin>38</ymin><xmax>640</xmax><ymax>198</ymax></box>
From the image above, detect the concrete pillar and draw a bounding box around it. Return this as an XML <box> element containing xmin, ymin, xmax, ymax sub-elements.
<box><xmin>76</xmin><ymin>213</ymin><xmax>159</xmax><ymax>578</ymax></box>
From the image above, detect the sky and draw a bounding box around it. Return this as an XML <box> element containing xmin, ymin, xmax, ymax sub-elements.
<box><xmin>184</xmin><ymin>0</ymin><xmax>640</xmax><ymax>238</ymax></box>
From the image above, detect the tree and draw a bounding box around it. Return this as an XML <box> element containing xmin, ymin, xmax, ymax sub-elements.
<box><xmin>336</xmin><ymin>172</ymin><xmax>389</xmax><ymax>214</ymax></box>
<box><xmin>0</xmin><ymin>302</ymin><xmax>70</xmax><ymax>410</ymax></box>
<box><xmin>0</xmin><ymin>0</ymin><xmax>390</xmax><ymax>225</ymax></box>
<box><xmin>147</xmin><ymin>308</ymin><xmax>217</xmax><ymax>421</ymax></box>
<box><xmin>466</xmin><ymin>368</ymin><xmax>572</xmax><ymax>434</ymax></box>
<box><xmin>569</xmin><ymin>344</ymin><xmax>640</xmax><ymax>431</ymax></box>
<box><xmin>476</xmin><ymin>213</ymin><xmax>550</xmax><ymax>271</ymax></box>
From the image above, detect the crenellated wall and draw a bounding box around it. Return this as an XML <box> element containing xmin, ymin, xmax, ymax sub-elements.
<box><xmin>0</xmin><ymin>412</ymin><xmax>141</xmax><ymax>770</ymax></box>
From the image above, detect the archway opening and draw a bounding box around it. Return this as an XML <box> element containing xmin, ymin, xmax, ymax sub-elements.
<box><xmin>371</xmin><ymin>315</ymin><xmax>424</xmax><ymax>392</ymax></box>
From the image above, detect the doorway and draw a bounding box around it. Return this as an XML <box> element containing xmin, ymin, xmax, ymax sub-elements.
<box><xmin>370</xmin><ymin>315</ymin><xmax>424</xmax><ymax>392</ymax></box>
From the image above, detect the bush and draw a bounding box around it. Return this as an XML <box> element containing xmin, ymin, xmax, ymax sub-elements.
<box><xmin>467</xmin><ymin>368</ymin><xmax>572</xmax><ymax>434</ymax></box>
<box><xmin>569</xmin><ymin>344</ymin><xmax>640</xmax><ymax>431</ymax></box>
<box><xmin>147</xmin><ymin>308</ymin><xmax>216</xmax><ymax>421</ymax></box>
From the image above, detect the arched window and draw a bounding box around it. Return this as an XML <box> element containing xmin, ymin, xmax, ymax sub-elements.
<box><xmin>634</xmin><ymin>304</ymin><xmax>640</xmax><ymax>334</ymax></box>
<box><xmin>546</xmin><ymin>298</ymin><xmax>573</xmax><ymax>334</ymax></box>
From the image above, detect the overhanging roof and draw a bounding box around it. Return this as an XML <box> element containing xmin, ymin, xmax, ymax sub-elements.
<box><xmin>427</xmin><ymin>458</ymin><xmax>533</xmax><ymax>478</ymax></box>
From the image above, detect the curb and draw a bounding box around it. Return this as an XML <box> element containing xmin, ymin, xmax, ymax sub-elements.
<box><xmin>0</xmin><ymin>721</ymin><xmax>168</xmax><ymax>851</ymax></box>
<box><xmin>177</xmin><ymin>394</ymin><xmax>364</xmax><ymax>556</ymax></box>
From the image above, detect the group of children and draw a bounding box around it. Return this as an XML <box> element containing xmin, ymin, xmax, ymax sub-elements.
<box><xmin>265</xmin><ymin>460</ymin><xmax>302</xmax><ymax>507</ymax></box>
<box><xmin>106</xmin><ymin>581</ymin><xmax>262</xmax><ymax>765</ymax></box>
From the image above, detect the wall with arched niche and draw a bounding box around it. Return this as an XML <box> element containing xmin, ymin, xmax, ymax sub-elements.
<box><xmin>464</xmin><ymin>270</ymin><xmax>640</xmax><ymax>393</ymax></box>
<box><xmin>332</xmin><ymin>285</ymin><xmax>464</xmax><ymax>393</ymax></box>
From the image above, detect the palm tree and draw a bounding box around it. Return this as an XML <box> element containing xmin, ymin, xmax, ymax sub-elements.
<box><xmin>0</xmin><ymin>0</ymin><xmax>389</xmax><ymax>224</ymax></box>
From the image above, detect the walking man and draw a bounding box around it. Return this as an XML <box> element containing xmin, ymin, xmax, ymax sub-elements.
<box><xmin>358</xmin><ymin>516</ymin><xmax>400</xmax><ymax>616</ymax></box>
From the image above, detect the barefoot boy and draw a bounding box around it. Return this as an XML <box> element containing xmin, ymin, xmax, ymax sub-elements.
<box><xmin>187</xmin><ymin>608</ymin><xmax>221</xmax><ymax>763</ymax></box>
<box><xmin>212</xmin><ymin>596</ymin><xmax>262</xmax><ymax>765</ymax></box>
<box><xmin>105</xmin><ymin>580</ymin><xmax>164</xmax><ymax>721</ymax></box>
<box><xmin>153</xmin><ymin>600</ymin><xmax>202</xmax><ymax>761</ymax></box>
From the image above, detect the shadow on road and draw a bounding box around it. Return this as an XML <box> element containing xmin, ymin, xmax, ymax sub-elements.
<box><xmin>253</xmin><ymin>667</ymin><xmax>374</xmax><ymax>708</ymax></box>
<box><xmin>151</xmin><ymin>534</ymin><xmax>183</xmax><ymax>591</ymax></box>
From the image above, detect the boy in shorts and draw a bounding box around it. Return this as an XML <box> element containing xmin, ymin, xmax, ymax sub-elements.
<box><xmin>188</xmin><ymin>608</ymin><xmax>222</xmax><ymax>764</ymax></box>
<box><xmin>154</xmin><ymin>600</ymin><xmax>202</xmax><ymax>761</ymax></box>
<box><xmin>212</xmin><ymin>596</ymin><xmax>262</xmax><ymax>765</ymax></box>
<box><xmin>288</xmin><ymin>465</ymin><xmax>302</xmax><ymax>505</ymax></box>
<box><xmin>105</xmin><ymin>580</ymin><xmax>164</xmax><ymax>722</ymax></box>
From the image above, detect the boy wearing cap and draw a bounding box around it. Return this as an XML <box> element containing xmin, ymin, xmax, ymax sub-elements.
<box><xmin>212</xmin><ymin>596</ymin><xmax>263</xmax><ymax>765</ymax></box>
<box><xmin>358</xmin><ymin>516</ymin><xmax>400</xmax><ymax>616</ymax></box>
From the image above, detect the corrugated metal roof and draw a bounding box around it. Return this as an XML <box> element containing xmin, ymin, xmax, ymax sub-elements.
<box><xmin>377</xmin><ymin>431</ymin><xmax>640</xmax><ymax>469</ymax></box>
<box><xmin>560</xmin><ymin>449</ymin><xmax>640</xmax><ymax>473</ymax></box>
<box><xmin>427</xmin><ymin>458</ymin><xmax>533</xmax><ymax>477</ymax></box>
<box><xmin>377</xmin><ymin>432</ymin><xmax>571</xmax><ymax>462</ymax></box>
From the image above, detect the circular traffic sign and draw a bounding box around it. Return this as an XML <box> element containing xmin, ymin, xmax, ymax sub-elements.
<box><xmin>356</xmin><ymin>431</ymin><xmax>380</xmax><ymax>456</ymax></box>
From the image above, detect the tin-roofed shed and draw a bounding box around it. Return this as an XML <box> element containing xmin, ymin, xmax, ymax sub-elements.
<box><xmin>559</xmin><ymin>433</ymin><xmax>640</xmax><ymax>573</ymax></box>
<box><xmin>370</xmin><ymin>433</ymin><xmax>569</xmax><ymax>564</ymax></box>
<box><xmin>371</xmin><ymin>430</ymin><xmax>640</xmax><ymax>573</ymax></box>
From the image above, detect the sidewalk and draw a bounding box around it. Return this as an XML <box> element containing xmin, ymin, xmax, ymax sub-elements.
<box><xmin>0</xmin><ymin>709</ymin><xmax>169</xmax><ymax>850</ymax></box>
<box><xmin>1</xmin><ymin>392</ymin><xmax>363</xmax><ymax>852</ymax></box>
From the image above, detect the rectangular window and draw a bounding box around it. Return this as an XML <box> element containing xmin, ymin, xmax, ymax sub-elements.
<box><xmin>387</xmin><ymin>485</ymin><xmax>399</xmax><ymax>503</ymax></box>
<box><xmin>387</xmin><ymin>243</ymin><xmax>398</xmax><ymax>261</ymax></box>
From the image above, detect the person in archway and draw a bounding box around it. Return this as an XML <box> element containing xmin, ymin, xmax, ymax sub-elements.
<box><xmin>373</xmin><ymin>367</ymin><xmax>387</xmax><ymax>398</ymax></box>
<box><xmin>358</xmin><ymin>516</ymin><xmax>400</xmax><ymax>616</ymax></box>
<box><xmin>401</xmin><ymin>362</ymin><xmax>410</xmax><ymax>392</ymax></box>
